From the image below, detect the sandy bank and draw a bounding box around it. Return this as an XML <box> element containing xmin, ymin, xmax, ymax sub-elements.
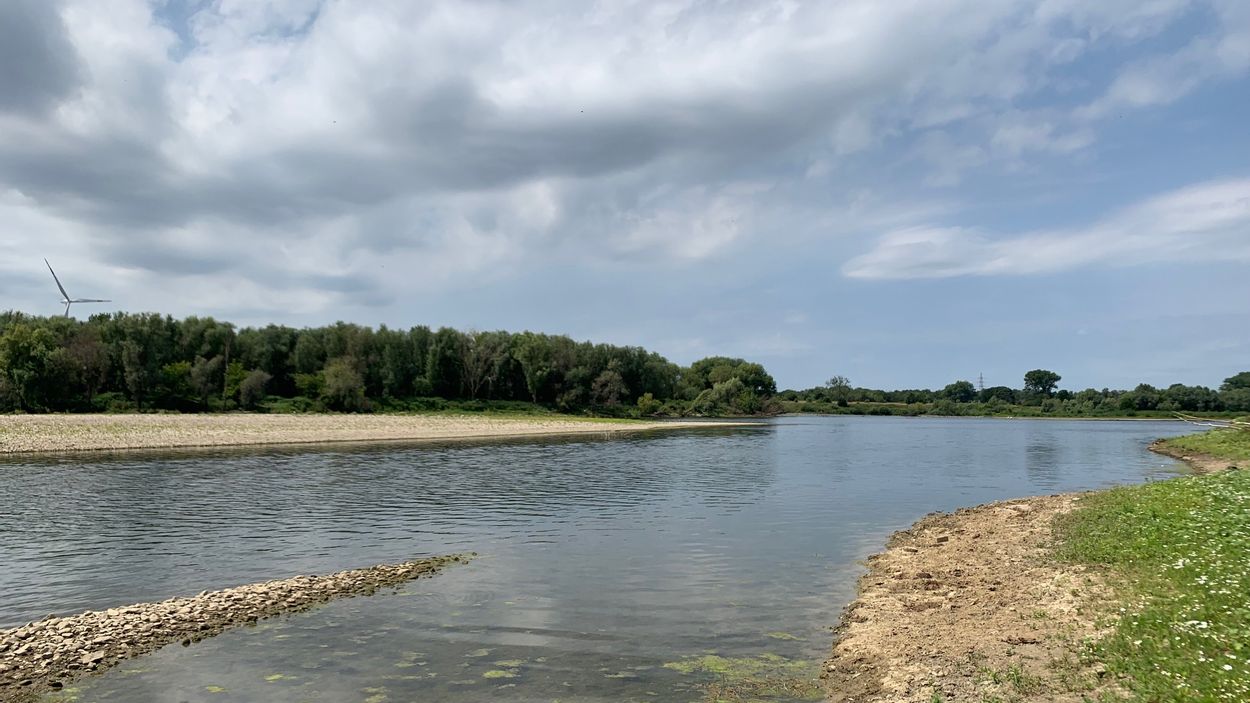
<box><xmin>0</xmin><ymin>414</ymin><xmax>747</xmax><ymax>454</ymax></box>
<box><xmin>821</xmin><ymin>494</ymin><xmax>1114</xmax><ymax>703</ymax></box>
<box><xmin>0</xmin><ymin>555</ymin><xmax>471</xmax><ymax>701</ymax></box>
<box><xmin>821</xmin><ymin>445</ymin><xmax>1227</xmax><ymax>702</ymax></box>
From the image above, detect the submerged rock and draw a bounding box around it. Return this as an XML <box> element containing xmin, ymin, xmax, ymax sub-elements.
<box><xmin>0</xmin><ymin>554</ymin><xmax>473</xmax><ymax>701</ymax></box>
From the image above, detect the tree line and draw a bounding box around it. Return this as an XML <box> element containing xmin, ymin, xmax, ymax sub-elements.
<box><xmin>782</xmin><ymin>369</ymin><xmax>1250</xmax><ymax>416</ymax></box>
<box><xmin>0</xmin><ymin>311</ymin><xmax>777</xmax><ymax>417</ymax></box>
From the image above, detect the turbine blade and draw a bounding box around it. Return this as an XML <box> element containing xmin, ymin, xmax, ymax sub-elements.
<box><xmin>45</xmin><ymin>258</ymin><xmax>70</xmax><ymax>299</ymax></box>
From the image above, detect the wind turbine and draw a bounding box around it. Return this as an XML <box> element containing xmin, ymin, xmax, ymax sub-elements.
<box><xmin>45</xmin><ymin>259</ymin><xmax>110</xmax><ymax>318</ymax></box>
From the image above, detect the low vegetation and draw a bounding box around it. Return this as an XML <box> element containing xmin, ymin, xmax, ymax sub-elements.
<box><xmin>1053</xmin><ymin>430</ymin><xmax>1250</xmax><ymax>702</ymax></box>
<box><xmin>1159</xmin><ymin>428</ymin><xmax>1250</xmax><ymax>462</ymax></box>
<box><xmin>782</xmin><ymin>370</ymin><xmax>1250</xmax><ymax>418</ymax></box>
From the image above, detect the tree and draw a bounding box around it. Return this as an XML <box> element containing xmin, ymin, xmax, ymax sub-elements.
<box><xmin>940</xmin><ymin>380</ymin><xmax>977</xmax><ymax>403</ymax></box>
<box><xmin>239</xmin><ymin>369</ymin><xmax>272</xmax><ymax>410</ymax></box>
<box><xmin>66</xmin><ymin>326</ymin><xmax>109</xmax><ymax>407</ymax></box>
<box><xmin>979</xmin><ymin>386</ymin><xmax>1016</xmax><ymax>404</ymax></box>
<box><xmin>592</xmin><ymin>367</ymin><xmax>628</xmax><ymax>406</ymax></box>
<box><xmin>1023</xmin><ymin>369</ymin><xmax>1061</xmax><ymax>397</ymax></box>
<box><xmin>322</xmin><ymin>357</ymin><xmax>366</xmax><ymax>411</ymax></box>
<box><xmin>825</xmin><ymin>375</ymin><xmax>852</xmax><ymax>405</ymax></box>
<box><xmin>513</xmin><ymin>332</ymin><xmax>553</xmax><ymax>403</ymax></box>
<box><xmin>190</xmin><ymin>356</ymin><xmax>224</xmax><ymax>409</ymax></box>
<box><xmin>1221</xmin><ymin>372</ymin><xmax>1250</xmax><ymax>392</ymax></box>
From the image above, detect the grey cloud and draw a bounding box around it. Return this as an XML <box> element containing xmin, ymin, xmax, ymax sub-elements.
<box><xmin>0</xmin><ymin>0</ymin><xmax>82</xmax><ymax>115</ymax></box>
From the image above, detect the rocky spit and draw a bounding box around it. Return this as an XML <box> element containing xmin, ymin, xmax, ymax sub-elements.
<box><xmin>0</xmin><ymin>554</ymin><xmax>472</xmax><ymax>701</ymax></box>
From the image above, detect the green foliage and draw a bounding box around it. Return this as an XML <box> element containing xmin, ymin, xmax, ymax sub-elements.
<box><xmin>1023</xmin><ymin>369</ymin><xmax>1061</xmax><ymax>397</ymax></box>
<box><xmin>321</xmin><ymin>357</ymin><xmax>366</xmax><ymax>411</ymax></box>
<box><xmin>783</xmin><ymin>368</ymin><xmax>1250</xmax><ymax>419</ymax></box>
<box><xmin>940</xmin><ymin>380</ymin><xmax>976</xmax><ymax>403</ymax></box>
<box><xmin>0</xmin><ymin>310</ymin><xmax>777</xmax><ymax>417</ymax></box>
<box><xmin>1160</xmin><ymin>429</ymin><xmax>1250</xmax><ymax>462</ymax></box>
<box><xmin>1054</xmin><ymin>470</ymin><xmax>1250</xmax><ymax>701</ymax></box>
<box><xmin>1222</xmin><ymin>372</ymin><xmax>1250</xmax><ymax>392</ymax></box>
<box><xmin>238</xmin><ymin>369</ymin><xmax>272</xmax><ymax>410</ymax></box>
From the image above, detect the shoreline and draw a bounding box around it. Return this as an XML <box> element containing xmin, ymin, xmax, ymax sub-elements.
<box><xmin>821</xmin><ymin>441</ymin><xmax>1219</xmax><ymax>702</ymax></box>
<box><xmin>0</xmin><ymin>555</ymin><xmax>471</xmax><ymax>701</ymax></box>
<box><xmin>0</xmin><ymin>414</ymin><xmax>753</xmax><ymax>455</ymax></box>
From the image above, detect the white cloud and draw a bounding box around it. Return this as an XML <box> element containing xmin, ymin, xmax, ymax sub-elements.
<box><xmin>843</xmin><ymin>178</ymin><xmax>1250</xmax><ymax>279</ymax></box>
<box><xmin>1</xmin><ymin>0</ymin><xmax>1248</xmax><ymax>321</ymax></box>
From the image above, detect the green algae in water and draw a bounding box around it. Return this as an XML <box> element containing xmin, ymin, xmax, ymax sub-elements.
<box><xmin>264</xmin><ymin>673</ymin><xmax>296</xmax><ymax>682</ymax></box>
<box><xmin>663</xmin><ymin>653</ymin><xmax>822</xmax><ymax>702</ymax></box>
<box><xmin>492</xmin><ymin>659</ymin><xmax>524</xmax><ymax>668</ymax></box>
<box><xmin>482</xmin><ymin>670</ymin><xmax>517</xmax><ymax>679</ymax></box>
<box><xmin>205</xmin><ymin>685</ymin><xmax>228</xmax><ymax>694</ymax></box>
<box><xmin>765</xmin><ymin>632</ymin><xmax>802</xmax><ymax>641</ymax></box>
<box><xmin>465</xmin><ymin>648</ymin><xmax>492</xmax><ymax>657</ymax></box>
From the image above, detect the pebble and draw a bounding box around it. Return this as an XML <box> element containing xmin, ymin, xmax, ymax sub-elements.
<box><xmin>0</xmin><ymin>554</ymin><xmax>472</xmax><ymax>698</ymax></box>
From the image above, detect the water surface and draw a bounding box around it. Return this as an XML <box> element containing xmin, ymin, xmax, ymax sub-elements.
<box><xmin>0</xmin><ymin>416</ymin><xmax>1195</xmax><ymax>701</ymax></box>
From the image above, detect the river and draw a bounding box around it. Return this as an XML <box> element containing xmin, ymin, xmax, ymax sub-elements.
<box><xmin>0</xmin><ymin>416</ymin><xmax>1194</xmax><ymax>702</ymax></box>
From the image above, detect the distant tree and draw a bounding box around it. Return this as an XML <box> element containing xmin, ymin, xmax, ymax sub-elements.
<box><xmin>592</xmin><ymin>366</ymin><xmax>628</xmax><ymax>406</ymax></box>
<box><xmin>322</xmin><ymin>357</ymin><xmax>366</xmax><ymax>411</ymax></box>
<box><xmin>940</xmin><ymin>380</ymin><xmax>977</xmax><ymax>403</ymax></box>
<box><xmin>160</xmin><ymin>361</ymin><xmax>195</xmax><ymax>408</ymax></box>
<box><xmin>66</xmin><ymin>326</ymin><xmax>109</xmax><ymax>407</ymax></box>
<box><xmin>825</xmin><ymin>375</ymin><xmax>852</xmax><ymax>405</ymax></box>
<box><xmin>1023</xmin><ymin>369</ymin><xmax>1062</xmax><ymax>397</ymax></box>
<box><xmin>190</xmin><ymin>355</ymin><xmax>224</xmax><ymax>409</ymax></box>
<box><xmin>979</xmin><ymin>386</ymin><xmax>1016</xmax><ymax>404</ymax></box>
<box><xmin>426</xmin><ymin>327</ymin><xmax>463</xmax><ymax>398</ymax></box>
<box><xmin>239</xmin><ymin>369</ymin><xmax>272</xmax><ymax>410</ymax></box>
<box><xmin>825</xmin><ymin>375</ymin><xmax>850</xmax><ymax>390</ymax></box>
<box><xmin>1221</xmin><ymin>372</ymin><xmax>1250</xmax><ymax>392</ymax></box>
<box><xmin>513</xmin><ymin>332</ymin><xmax>553</xmax><ymax>403</ymax></box>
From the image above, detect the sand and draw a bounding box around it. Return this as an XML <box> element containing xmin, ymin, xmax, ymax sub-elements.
<box><xmin>820</xmin><ymin>440</ymin><xmax>1228</xmax><ymax>702</ymax></box>
<box><xmin>0</xmin><ymin>413</ymin><xmax>744</xmax><ymax>454</ymax></box>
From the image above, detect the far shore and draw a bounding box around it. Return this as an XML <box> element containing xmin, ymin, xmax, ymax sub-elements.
<box><xmin>0</xmin><ymin>413</ymin><xmax>752</xmax><ymax>455</ymax></box>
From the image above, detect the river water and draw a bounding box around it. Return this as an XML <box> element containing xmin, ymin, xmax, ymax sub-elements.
<box><xmin>0</xmin><ymin>416</ymin><xmax>1194</xmax><ymax>702</ymax></box>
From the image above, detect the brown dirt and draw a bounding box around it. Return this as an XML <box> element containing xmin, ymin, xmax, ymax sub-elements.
<box><xmin>0</xmin><ymin>414</ymin><xmax>744</xmax><ymax>454</ymax></box>
<box><xmin>820</xmin><ymin>445</ymin><xmax>1229</xmax><ymax>703</ymax></box>
<box><xmin>822</xmin><ymin>495</ymin><xmax>1117</xmax><ymax>703</ymax></box>
<box><xmin>0</xmin><ymin>555</ymin><xmax>471</xmax><ymax>702</ymax></box>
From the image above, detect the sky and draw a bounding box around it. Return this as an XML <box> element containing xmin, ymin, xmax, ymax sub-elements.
<box><xmin>1</xmin><ymin>0</ymin><xmax>1248</xmax><ymax>392</ymax></box>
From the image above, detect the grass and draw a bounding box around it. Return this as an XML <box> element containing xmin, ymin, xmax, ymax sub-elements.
<box><xmin>1053</xmin><ymin>467</ymin><xmax>1250</xmax><ymax>701</ymax></box>
<box><xmin>1159</xmin><ymin>428</ymin><xmax>1250</xmax><ymax>462</ymax></box>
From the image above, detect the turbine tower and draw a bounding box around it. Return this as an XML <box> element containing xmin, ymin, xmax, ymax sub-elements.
<box><xmin>45</xmin><ymin>259</ymin><xmax>110</xmax><ymax>318</ymax></box>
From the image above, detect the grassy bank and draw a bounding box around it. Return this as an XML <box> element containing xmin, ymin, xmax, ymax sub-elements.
<box><xmin>1157</xmin><ymin>428</ymin><xmax>1250</xmax><ymax>462</ymax></box>
<box><xmin>1053</xmin><ymin>430</ymin><xmax>1250</xmax><ymax>702</ymax></box>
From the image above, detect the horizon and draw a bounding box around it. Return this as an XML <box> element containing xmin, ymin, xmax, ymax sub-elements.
<box><xmin>2</xmin><ymin>1</ymin><xmax>1248</xmax><ymax>391</ymax></box>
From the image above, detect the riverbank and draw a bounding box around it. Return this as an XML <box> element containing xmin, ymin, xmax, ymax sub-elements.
<box><xmin>0</xmin><ymin>555</ymin><xmax>471</xmax><ymax>701</ymax></box>
<box><xmin>822</xmin><ymin>494</ymin><xmax>1112</xmax><ymax>702</ymax></box>
<box><xmin>823</xmin><ymin>429</ymin><xmax>1248</xmax><ymax>702</ymax></box>
<box><xmin>0</xmin><ymin>413</ymin><xmax>747</xmax><ymax>454</ymax></box>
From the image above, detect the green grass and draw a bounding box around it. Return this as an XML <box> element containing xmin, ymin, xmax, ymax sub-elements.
<box><xmin>1054</xmin><ymin>469</ymin><xmax>1250</xmax><ymax>701</ymax></box>
<box><xmin>1160</xmin><ymin>429</ymin><xmax>1250</xmax><ymax>462</ymax></box>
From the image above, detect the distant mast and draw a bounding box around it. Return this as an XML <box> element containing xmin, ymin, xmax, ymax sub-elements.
<box><xmin>977</xmin><ymin>373</ymin><xmax>985</xmax><ymax>393</ymax></box>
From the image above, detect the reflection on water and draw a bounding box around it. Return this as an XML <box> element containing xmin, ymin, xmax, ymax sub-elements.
<box><xmin>0</xmin><ymin>417</ymin><xmax>1194</xmax><ymax>702</ymax></box>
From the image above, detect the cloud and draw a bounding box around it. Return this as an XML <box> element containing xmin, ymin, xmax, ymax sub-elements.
<box><xmin>0</xmin><ymin>0</ymin><xmax>1247</xmax><ymax>323</ymax></box>
<box><xmin>842</xmin><ymin>178</ymin><xmax>1250</xmax><ymax>279</ymax></box>
<box><xmin>0</xmin><ymin>1</ymin><xmax>83</xmax><ymax>116</ymax></box>
<box><xmin>1077</xmin><ymin>1</ymin><xmax>1250</xmax><ymax>119</ymax></box>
